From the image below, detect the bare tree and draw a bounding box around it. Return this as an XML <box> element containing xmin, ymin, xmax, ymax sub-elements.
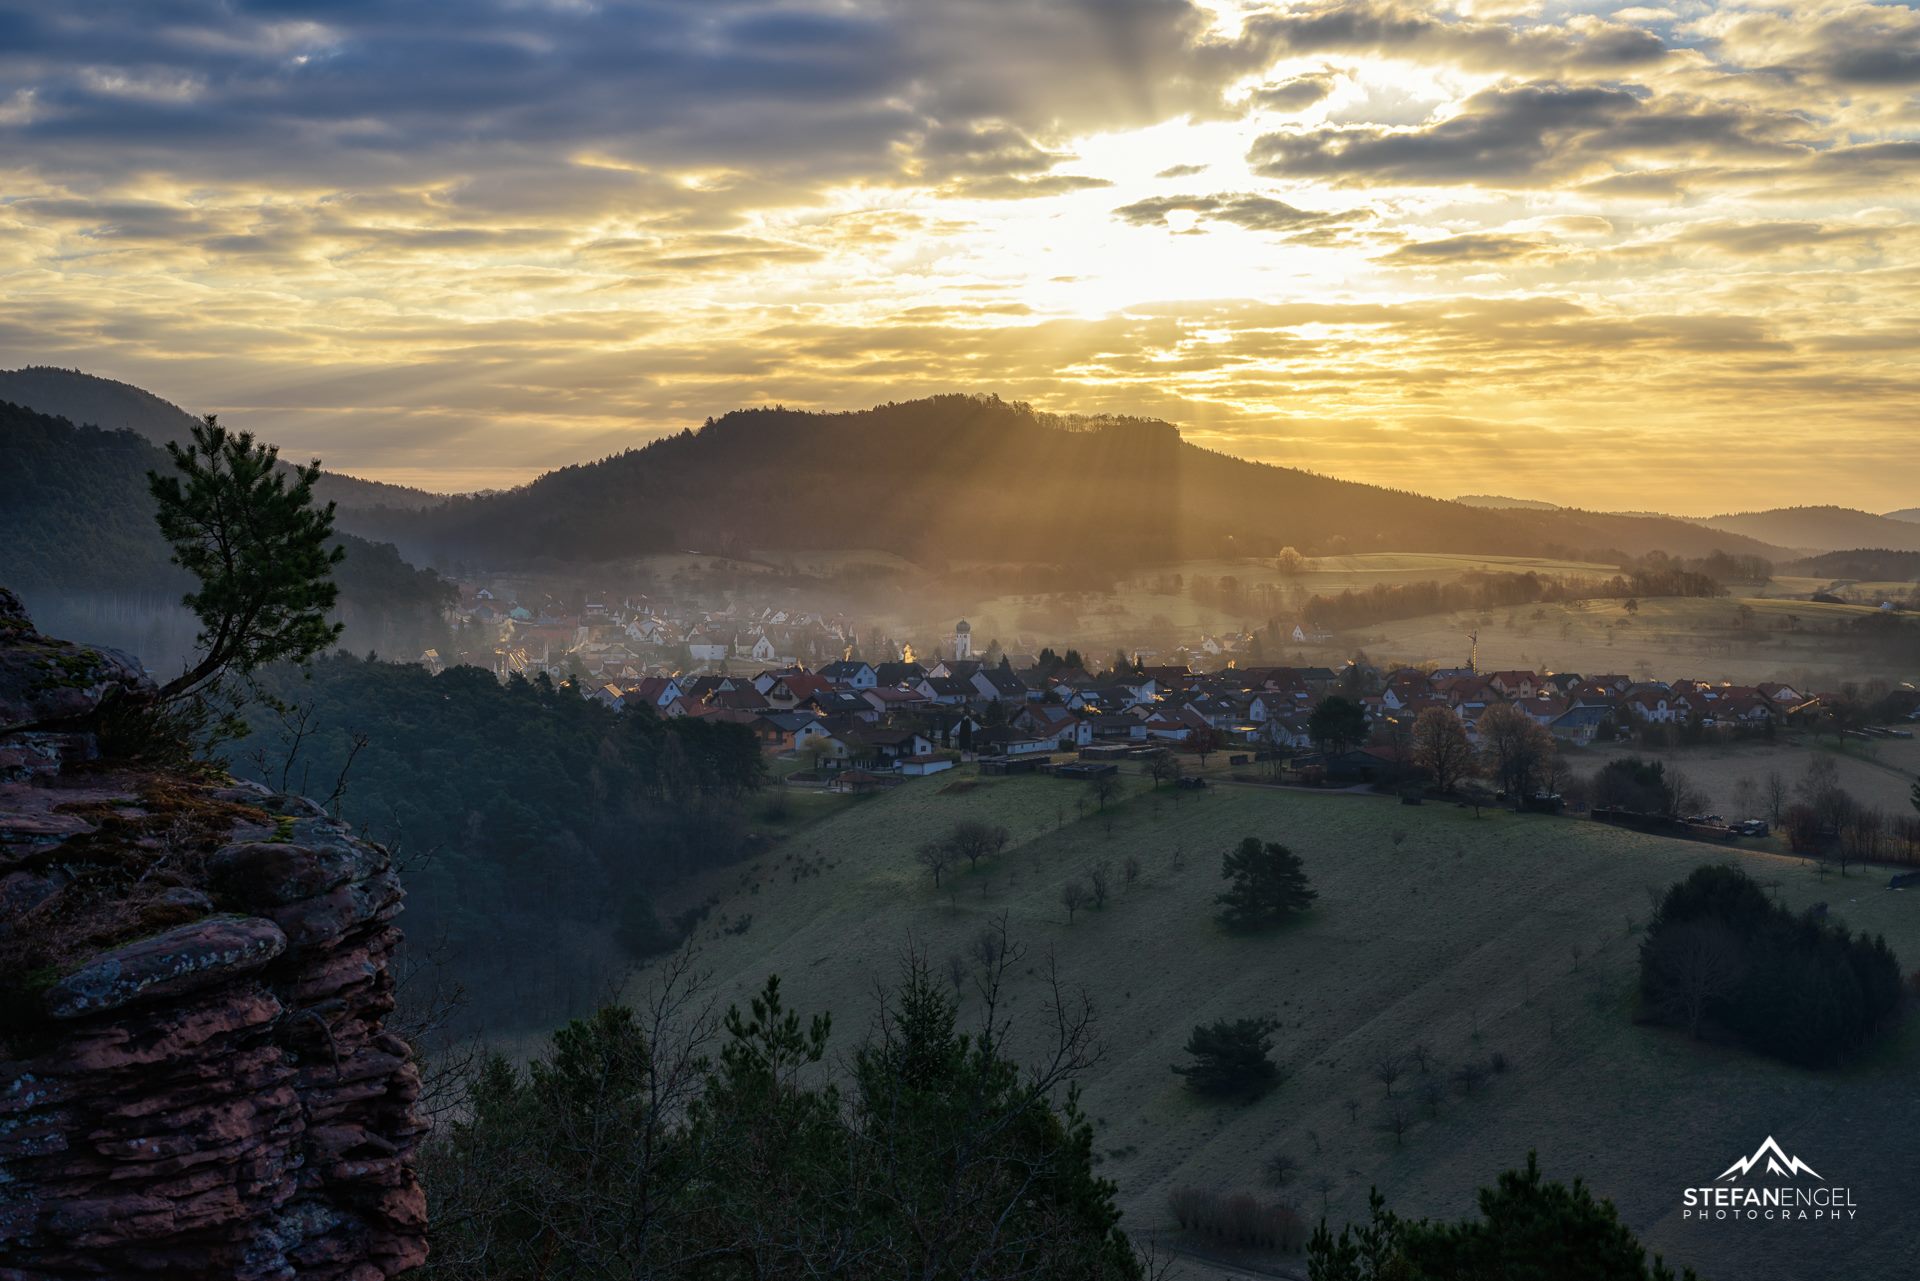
<box><xmin>948</xmin><ymin>819</ymin><xmax>1011</xmax><ymax>869</ymax></box>
<box><xmin>915</xmin><ymin>838</ymin><xmax>954</xmax><ymax>888</ymax></box>
<box><xmin>1148</xmin><ymin>749</ymin><xmax>1180</xmax><ymax>789</ymax></box>
<box><xmin>1371</xmin><ymin>1051</ymin><xmax>1404</xmax><ymax>1098</ymax></box>
<box><xmin>967</xmin><ymin>920</ymin><xmax>1007</xmax><ymax>975</ymax></box>
<box><xmin>1086</xmin><ymin>859</ymin><xmax>1112</xmax><ymax>909</ymax></box>
<box><xmin>1644</xmin><ymin>920</ymin><xmax>1746</xmax><ymax>1038</ymax></box>
<box><xmin>1452</xmin><ymin>1059</ymin><xmax>1489</xmax><ymax>1096</ymax></box>
<box><xmin>1378</xmin><ymin>1100</ymin><xmax>1411</xmax><ymax>1147</ymax></box>
<box><xmin>1123</xmin><ymin>854</ymin><xmax>1142</xmax><ymax>888</ymax></box>
<box><xmin>1060</xmin><ymin>879</ymin><xmax>1091</xmax><ymax>923</ymax></box>
<box><xmin>1412</xmin><ymin>706</ymin><xmax>1474</xmax><ymax>794</ymax></box>
<box><xmin>1763</xmin><ymin>769</ymin><xmax>1789</xmax><ymax>824</ymax></box>
<box><xmin>1091</xmin><ymin>771</ymin><xmax>1121</xmax><ymax>811</ymax></box>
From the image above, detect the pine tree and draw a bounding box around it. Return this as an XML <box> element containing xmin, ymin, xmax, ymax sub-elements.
<box><xmin>1172</xmin><ymin>1016</ymin><xmax>1282</xmax><ymax>1099</ymax></box>
<box><xmin>147</xmin><ymin>415</ymin><xmax>344</xmax><ymax>700</ymax></box>
<box><xmin>1216</xmin><ymin>837</ymin><xmax>1317</xmax><ymax>929</ymax></box>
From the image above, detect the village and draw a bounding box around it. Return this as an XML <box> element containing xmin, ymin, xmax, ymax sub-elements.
<box><xmin>422</xmin><ymin>583</ymin><xmax>1920</xmax><ymax>794</ymax></box>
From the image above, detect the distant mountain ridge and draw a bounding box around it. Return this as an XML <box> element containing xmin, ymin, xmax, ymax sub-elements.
<box><xmin>1455</xmin><ymin>494</ymin><xmax>1562</xmax><ymax>511</ymax></box>
<box><xmin>0</xmin><ymin>367</ymin><xmax>443</xmax><ymax>512</ymax></box>
<box><xmin>1697</xmin><ymin>505</ymin><xmax>1920</xmax><ymax>554</ymax></box>
<box><xmin>0</xmin><ymin>398</ymin><xmax>452</xmax><ymax>670</ymax></box>
<box><xmin>1887</xmin><ymin>508</ymin><xmax>1920</xmax><ymax>524</ymax></box>
<box><xmin>338</xmin><ymin>394</ymin><xmax>1786</xmax><ymax>570</ymax></box>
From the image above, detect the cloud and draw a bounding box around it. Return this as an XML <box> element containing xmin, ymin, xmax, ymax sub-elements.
<box><xmin>1111</xmin><ymin>191</ymin><xmax>1365</xmax><ymax>235</ymax></box>
<box><xmin>1243</xmin><ymin>1</ymin><xmax>1668</xmax><ymax>75</ymax></box>
<box><xmin>1249</xmin><ymin>80</ymin><xmax>1810</xmax><ymax>188</ymax></box>
<box><xmin>1247</xmin><ymin>71</ymin><xmax>1339</xmax><ymax>113</ymax></box>
<box><xmin>1376</xmin><ymin>233</ymin><xmax>1553</xmax><ymax>264</ymax></box>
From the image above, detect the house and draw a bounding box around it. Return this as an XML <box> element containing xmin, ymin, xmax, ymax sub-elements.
<box><xmin>1487</xmin><ymin>670</ymin><xmax>1539</xmax><ymax>700</ymax></box>
<box><xmin>1091</xmin><ymin>713</ymin><xmax>1147</xmax><ymax>741</ymax></box>
<box><xmin>872</xmin><ymin>660</ymin><xmax>927</xmax><ymax>688</ymax></box>
<box><xmin>1142</xmin><ymin>705</ymin><xmax>1212</xmax><ymax>742</ymax></box>
<box><xmin>970</xmin><ymin>668</ymin><xmax>1029</xmax><ymax>703</ymax></box>
<box><xmin>800</xmin><ymin>689</ymin><xmax>876</xmax><ymax>721</ymax></box>
<box><xmin>623</xmin><ymin>676</ymin><xmax>683</xmax><ymax>712</ymax></box>
<box><xmin>687</xmin><ymin>631</ymin><xmax>733</xmax><ymax>663</ymax></box>
<box><xmin>914</xmin><ymin>676</ymin><xmax>974</xmax><ymax>706</ymax></box>
<box><xmin>844</xmin><ymin>727</ymin><xmax>936</xmax><ymax>765</ymax></box>
<box><xmin>819</xmin><ymin>659</ymin><xmax>877</xmax><ymax>689</ymax></box>
<box><xmin>899</xmin><ymin>753</ymin><xmax>957</xmax><ymax>777</ymax></box>
<box><xmin>1716</xmin><ymin>695</ymin><xmax>1778</xmax><ymax>726</ymax></box>
<box><xmin>974</xmin><ymin>727</ymin><xmax>1058</xmax><ymax>757</ymax></box>
<box><xmin>861</xmin><ymin>686</ymin><xmax>926</xmax><ymax>716</ymax></box>
<box><xmin>1514</xmin><ymin>694</ymin><xmax>1568</xmax><ymax>726</ymax></box>
<box><xmin>765</xmin><ymin>673</ymin><xmax>836</xmax><ymax>710</ymax></box>
<box><xmin>752</xmin><ymin>665</ymin><xmax>809</xmax><ymax>694</ymax></box>
<box><xmin>747</xmin><ymin>633</ymin><xmax>780</xmax><ymax>664</ymax></box>
<box><xmin>926</xmin><ymin>659</ymin><xmax>983</xmax><ymax>682</ymax></box>
<box><xmin>1015</xmin><ymin>705</ymin><xmax>1093</xmax><ymax>748</ymax></box>
<box><xmin>1381</xmin><ymin>670</ymin><xmax>1432</xmax><ymax>710</ymax></box>
<box><xmin>1548</xmin><ymin>704</ymin><xmax>1610</xmax><ymax>744</ymax></box>
<box><xmin>748</xmin><ymin>711</ymin><xmax>814</xmax><ymax>752</ymax></box>
<box><xmin>1624</xmin><ymin>687</ymin><xmax>1674</xmax><ymax>723</ymax></box>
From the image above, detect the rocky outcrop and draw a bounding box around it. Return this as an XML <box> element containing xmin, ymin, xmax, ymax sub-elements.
<box><xmin>0</xmin><ymin>596</ymin><xmax>426</xmax><ymax>1279</ymax></box>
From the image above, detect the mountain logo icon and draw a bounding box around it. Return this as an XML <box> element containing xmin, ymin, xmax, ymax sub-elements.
<box><xmin>1716</xmin><ymin>1136</ymin><xmax>1822</xmax><ymax>1182</ymax></box>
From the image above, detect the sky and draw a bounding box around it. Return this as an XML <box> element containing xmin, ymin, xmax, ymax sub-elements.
<box><xmin>2</xmin><ymin>1</ymin><xmax>1918</xmax><ymax>513</ymax></box>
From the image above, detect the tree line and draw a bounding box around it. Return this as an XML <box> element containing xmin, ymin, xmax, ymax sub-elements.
<box><xmin>232</xmin><ymin>653</ymin><xmax>765</xmax><ymax>1031</ymax></box>
<box><xmin>1293</xmin><ymin>567</ymin><xmax>1723</xmax><ymax>636</ymax></box>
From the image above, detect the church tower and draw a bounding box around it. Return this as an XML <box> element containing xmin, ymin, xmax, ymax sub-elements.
<box><xmin>952</xmin><ymin>619</ymin><xmax>972</xmax><ymax>660</ymax></box>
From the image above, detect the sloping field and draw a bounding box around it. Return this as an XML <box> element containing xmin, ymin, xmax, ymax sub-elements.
<box><xmin>1346</xmin><ymin>595</ymin><xmax>1909</xmax><ymax>685</ymax></box>
<box><xmin>635</xmin><ymin>770</ymin><xmax>1920</xmax><ymax>1281</ymax></box>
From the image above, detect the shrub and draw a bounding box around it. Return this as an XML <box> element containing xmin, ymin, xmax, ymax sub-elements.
<box><xmin>1167</xmin><ymin>1187</ymin><xmax>1306</xmax><ymax>1252</ymax></box>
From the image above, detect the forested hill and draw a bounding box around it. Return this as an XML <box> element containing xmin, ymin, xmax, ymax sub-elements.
<box><xmin>348</xmin><ymin>394</ymin><xmax>1784</xmax><ymax>569</ymax></box>
<box><xmin>0</xmin><ymin>399</ymin><xmax>454</xmax><ymax>665</ymax></box>
<box><xmin>0</xmin><ymin>366</ymin><xmax>442</xmax><ymax>512</ymax></box>
<box><xmin>1699</xmin><ymin>505</ymin><xmax>1920</xmax><ymax>554</ymax></box>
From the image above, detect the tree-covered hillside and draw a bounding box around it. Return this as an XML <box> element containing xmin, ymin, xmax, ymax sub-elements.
<box><xmin>346</xmin><ymin>395</ymin><xmax>1786</xmax><ymax>572</ymax></box>
<box><xmin>0</xmin><ymin>399</ymin><xmax>455</xmax><ymax>665</ymax></box>
<box><xmin>0</xmin><ymin>366</ymin><xmax>442</xmax><ymax>511</ymax></box>
<box><xmin>229</xmin><ymin>654</ymin><xmax>766</xmax><ymax>1030</ymax></box>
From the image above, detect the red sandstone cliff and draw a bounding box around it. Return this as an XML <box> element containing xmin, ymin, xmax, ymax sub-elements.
<box><xmin>0</xmin><ymin>589</ymin><xmax>427</xmax><ymax>1278</ymax></box>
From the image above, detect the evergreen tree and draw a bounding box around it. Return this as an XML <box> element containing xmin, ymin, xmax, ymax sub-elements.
<box><xmin>1171</xmin><ymin>1016</ymin><xmax>1282</xmax><ymax>1100</ymax></box>
<box><xmin>1308</xmin><ymin>1154</ymin><xmax>1702</xmax><ymax>1281</ymax></box>
<box><xmin>1215</xmin><ymin>837</ymin><xmax>1317</xmax><ymax>929</ymax></box>
<box><xmin>147</xmin><ymin>415</ymin><xmax>345</xmax><ymax>699</ymax></box>
<box><xmin>1308</xmin><ymin>695</ymin><xmax>1369</xmax><ymax>755</ymax></box>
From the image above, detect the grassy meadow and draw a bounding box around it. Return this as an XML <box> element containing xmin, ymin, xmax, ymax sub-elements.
<box><xmin>634</xmin><ymin>766</ymin><xmax>1920</xmax><ymax>1281</ymax></box>
<box><xmin>1341</xmin><ymin>594</ymin><xmax>1905</xmax><ymax>685</ymax></box>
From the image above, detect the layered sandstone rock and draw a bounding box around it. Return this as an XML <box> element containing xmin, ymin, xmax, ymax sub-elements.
<box><xmin>0</xmin><ymin>593</ymin><xmax>426</xmax><ymax>1279</ymax></box>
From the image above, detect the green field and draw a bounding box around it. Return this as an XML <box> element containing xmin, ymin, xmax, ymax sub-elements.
<box><xmin>633</xmin><ymin>768</ymin><xmax>1920</xmax><ymax>1281</ymax></box>
<box><xmin>1341</xmin><ymin>594</ymin><xmax>1909</xmax><ymax>685</ymax></box>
